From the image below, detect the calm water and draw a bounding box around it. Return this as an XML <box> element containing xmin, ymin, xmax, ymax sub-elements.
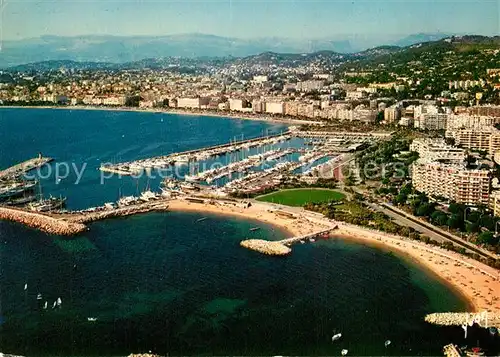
<box><xmin>0</xmin><ymin>108</ymin><xmax>491</xmax><ymax>356</ymax></box>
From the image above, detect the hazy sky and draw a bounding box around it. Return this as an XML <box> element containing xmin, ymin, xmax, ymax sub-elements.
<box><xmin>2</xmin><ymin>0</ymin><xmax>499</xmax><ymax>40</ymax></box>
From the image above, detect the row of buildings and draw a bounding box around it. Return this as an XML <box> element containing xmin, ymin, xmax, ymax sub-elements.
<box><xmin>410</xmin><ymin>138</ymin><xmax>491</xmax><ymax>207</ymax></box>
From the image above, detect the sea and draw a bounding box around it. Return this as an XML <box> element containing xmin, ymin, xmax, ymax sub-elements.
<box><xmin>0</xmin><ymin>108</ymin><xmax>496</xmax><ymax>356</ymax></box>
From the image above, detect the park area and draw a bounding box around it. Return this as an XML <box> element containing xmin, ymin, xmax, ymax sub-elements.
<box><xmin>255</xmin><ymin>188</ymin><xmax>345</xmax><ymax>207</ymax></box>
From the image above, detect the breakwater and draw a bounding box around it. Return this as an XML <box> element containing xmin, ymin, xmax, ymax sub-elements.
<box><xmin>240</xmin><ymin>239</ymin><xmax>292</xmax><ymax>256</ymax></box>
<box><xmin>0</xmin><ymin>156</ymin><xmax>53</xmax><ymax>180</ymax></box>
<box><xmin>67</xmin><ymin>201</ymin><xmax>170</xmax><ymax>224</ymax></box>
<box><xmin>0</xmin><ymin>206</ymin><xmax>86</xmax><ymax>235</ymax></box>
<box><xmin>425</xmin><ymin>312</ymin><xmax>500</xmax><ymax>328</ymax></box>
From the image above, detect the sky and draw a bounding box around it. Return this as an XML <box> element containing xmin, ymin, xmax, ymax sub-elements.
<box><xmin>1</xmin><ymin>0</ymin><xmax>499</xmax><ymax>41</ymax></box>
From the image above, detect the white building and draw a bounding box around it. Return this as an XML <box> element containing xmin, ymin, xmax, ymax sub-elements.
<box><xmin>265</xmin><ymin>102</ymin><xmax>284</xmax><ymax>115</ymax></box>
<box><xmin>410</xmin><ymin>138</ymin><xmax>466</xmax><ymax>163</ymax></box>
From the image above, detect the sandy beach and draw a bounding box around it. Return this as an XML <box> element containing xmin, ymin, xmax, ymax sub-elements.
<box><xmin>0</xmin><ymin>105</ymin><xmax>317</xmax><ymax>126</ymax></box>
<box><xmin>167</xmin><ymin>199</ymin><xmax>500</xmax><ymax>314</ymax></box>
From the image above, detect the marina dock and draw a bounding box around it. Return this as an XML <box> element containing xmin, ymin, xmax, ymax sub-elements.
<box><xmin>100</xmin><ymin>131</ymin><xmax>291</xmax><ymax>175</ymax></box>
<box><xmin>0</xmin><ymin>155</ymin><xmax>53</xmax><ymax>180</ymax></box>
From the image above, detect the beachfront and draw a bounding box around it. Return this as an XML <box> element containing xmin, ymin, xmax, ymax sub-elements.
<box><xmin>167</xmin><ymin>199</ymin><xmax>500</xmax><ymax>314</ymax></box>
<box><xmin>0</xmin><ymin>105</ymin><xmax>318</xmax><ymax>126</ymax></box>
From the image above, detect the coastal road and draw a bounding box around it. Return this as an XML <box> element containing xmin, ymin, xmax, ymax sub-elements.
<box><xmin>365</xmin><ymin>200</ymin><xmax>499</xmax><ymax>261</ymax></box>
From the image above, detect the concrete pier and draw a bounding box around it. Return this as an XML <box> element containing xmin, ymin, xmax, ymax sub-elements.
<box><xmin>0</xmin><ymin>156</ymin><xmax>53</xmax><ymax>180</ymax></box>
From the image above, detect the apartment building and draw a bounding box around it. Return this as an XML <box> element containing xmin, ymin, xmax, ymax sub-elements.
<box><xmin>446</xmin><ymin>127</ymin><xmax>500</xmax><ymax>155</ymax></box>
<box><xmin>265</xmin><ymin>102</ymin><xmax>285</xmax><ymax>115</ymax></box>
<box><xmin>229</xmin><ymin>98</ymin><xmax>248</xmax><ymax>111</ymax></box>
<box><xmin>296</xmin><ymin>80</ymin><xmax>324</xmax><ymax>92</ymax></box>
<box><xmin>410</xmin><ymin>138</ymin><xmax>466</xmax><ymax>163</ymax></box>
<box><xmin>468</xmin><ymin>105</ymin><xmax>500</xmax><ymax>117</ymax></box>
<box><xmin>177</xmin><ymin>97</ymin><xmax>209</xmax><ymax>109</ymax></box>
<box><xmin>446</xmin><ymin>114</ymin><xmax>500</xmax><ymax>131</ymax></box>
<box><xmin>412</xmin><ymin>160</ymin><xmax>491</xmax><ymax>206</ymax></box>
<box><xmin>414</xmin><ymin>113</ymin><xmax>449</xmax><ymax>130</ymax></box>
<box><xmin>384</xmin><ymin>106</ymin><xmax>402</xmax><ymax>124</ymax></box>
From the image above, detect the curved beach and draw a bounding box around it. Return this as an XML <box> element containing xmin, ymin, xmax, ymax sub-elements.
<box><xmin>167</xmin><ymin>199</ymin><xmax>500</xmax><ymax>314</ymax></box>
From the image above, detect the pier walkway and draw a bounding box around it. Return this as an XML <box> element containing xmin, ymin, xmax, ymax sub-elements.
<box><xmin>279</xmin><ymin>227</ymin><xmax>337</xmax><ymax>245</ymax></box>
<box><xmin>0</xmin><ymin>156</ymin><xmax>53</xmax><ymax>180</ymax></box>
<box><xmin>100</xmin><ymin>131</ymin><xmax>291</xmax><ymax>175</ymax></box>
<box><xmin>240</xmin><ymin>227</ymin><xmax>338</xmax><ymax>256</ymax></box>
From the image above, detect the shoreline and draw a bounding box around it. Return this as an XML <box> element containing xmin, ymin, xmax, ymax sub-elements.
<box><xmin>167</xmin><ymin>199</ymin><xmax>500</xmax><ymax>314</ymax></box>
<box><xmin>0</xmin><ymin>105</ymin><xmax>317</xmax><ymax>126</ymax></box>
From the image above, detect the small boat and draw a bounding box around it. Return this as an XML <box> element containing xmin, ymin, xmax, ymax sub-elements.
<box><xmin>24</xmin><ymin>283</ymin><xmax>27</xmax><ymax>291</ymax></box>
<box><xmin>332</xmin><ymin>333</ymin><xmax>342</xmax><ymax>342</ymax></box>
<box><xmin>310</xmin><ymin>238</ymin><xmax>316</xmax><ymax>242</ymax></box>
<box><xmin>385</xmin><ymin>340</ymin><xmax>391</xmax><ymax>348</ymax></box>
<box><xmin>250</xmin><ymin>227</ymin><xmax>260</xmax><ymax>232</ymax></box>
<box><xmin>37</xmin><ymin>293</ymin><xmax>42</xmax><ymax>300</ymax></box>
<box><xmin>57</xmin><ymin>297</ymin><xmax>62</xmax><ymax>306</ymax></box>
<box><xmin>43</xmin><ymin>301</ymin><xmax>48</xmax><ymax>309</ymax></box>
<box><xmin>341</xmin><ymin>349</ymin><xmax>348</xmax><ymax>356</ymax></box>
<box><xmin>196</xmin><ymin>217</ymin><xmax>208</xmax><ymax>222</ymax></box>
<box><xmin>87</xmin><ymin>317</ymin><xmax>97</xmax><ymax>322</ymax></box>
<box><xmin>52</xmin><ymin>301</ymin><xmax>57</xmax><ymax>309</ymax></box>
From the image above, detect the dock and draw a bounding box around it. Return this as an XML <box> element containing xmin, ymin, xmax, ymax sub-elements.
<box><xmin>99</xmin><ymin>131</ymin><xmax>291</xmax><ymax>176</ymax></box>
<box><xmin>0</xmin><ymin>156</ymin><xmax>53</xmax><ymax>180</ymax></box>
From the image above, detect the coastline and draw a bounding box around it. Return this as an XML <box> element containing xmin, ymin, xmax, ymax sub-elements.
<box><xmin>0</xmin><ymin>105</ymin><xmax>316</xmax><ymax>126</ymax></box>
<box><xmin>167</xmin><ymin>199</ymin><xmax>500</xmax><ymax>314</ymax></box>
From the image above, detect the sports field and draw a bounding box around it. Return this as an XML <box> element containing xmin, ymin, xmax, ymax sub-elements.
<box><xmin>255</xmin><ymin>188</ymin><xmax>345</xmax><ymax>207</ymax></box>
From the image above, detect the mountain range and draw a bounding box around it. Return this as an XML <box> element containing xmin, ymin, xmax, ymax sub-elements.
<box><xmin>0</xmin><ymin>32</ymin><xmax>453</xmax><ymax>68</ymax></box>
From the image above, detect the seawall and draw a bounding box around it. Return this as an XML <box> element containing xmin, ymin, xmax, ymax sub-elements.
<box><xmin>0</xmin><ymin>207</ymin><xmax>87</xmax><ymax>235</ymax></box>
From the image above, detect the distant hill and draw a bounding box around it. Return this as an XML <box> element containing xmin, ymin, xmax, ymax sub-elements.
<box><xmin>0</xmin><ymin>32</ymin><xmax>466</xmax><ymax>68</ymax></box>
<box><xmin>3</xmin><ymin>34</ymin><xmax>498</xmax><ymax>72</ymax></box>
<box><xmin>392</xmin><ymin>33</ymin><xmax>452</xmax><ymax>47</ymax></box>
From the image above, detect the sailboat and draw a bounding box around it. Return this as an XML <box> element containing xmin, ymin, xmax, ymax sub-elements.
<box><xmin>37</xmin><ymin>293</ymin><xmax>42</xmax><ymax>300</ymax></box>
<box><xmin>384</xmin><ymin>340</ymin><xmax>391</xmax><ymax>348</ymax></box>
<box><xmin>24</xmin><ymin>283</ymin><xmax>27</xmax><ymax>291</ymax></box>
<box><xmin>341</xmin><ymin>349</ymin><xmax>348</xmax><ymax>356</ymax></box>
<box><xmin>28</xmin><ymin>180</ymin><xmax>66</xmax><ymax>212</ymax></box>
<box><xmin>57</xmin><ymin>297</ymin><xmax>62</xmax><ymax>307</ymax></box>
<box><xmin>43</xmin><ymin>301</ymin><xmax>48</xmax><ymax>309</ymax></box>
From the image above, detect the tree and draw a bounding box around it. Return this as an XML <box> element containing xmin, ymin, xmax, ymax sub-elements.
<box><xmin>447</xmin><ymin>214</ymin><xmax>463</xmax><ymax>229</ymax></box>
<box><xmin>431</xmin><ymin>211</ymin><xmax>449</xmax><ymax>226</ymax></box>
<box><xmin>477</xmin><ymin>231</ymin><xmax>496</xmax><ymax>245</ymax></box>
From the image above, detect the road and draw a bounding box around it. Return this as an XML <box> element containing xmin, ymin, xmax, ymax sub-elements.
<box><xmin>365</xmin><ymin>200</ymin><xmax>499</xmax><ymax>261</ymax></box>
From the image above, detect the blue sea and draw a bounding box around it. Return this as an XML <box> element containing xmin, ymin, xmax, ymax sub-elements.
<box><xmin>0</xmin><ymin>108</ymin><xmax>493</xmax><ymax>356</ymax></box>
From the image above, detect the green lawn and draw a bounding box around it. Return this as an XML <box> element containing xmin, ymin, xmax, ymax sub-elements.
<box><xmin>256</xmin><ymin>189</ymin><xmax>345</xmax><ymax>207</ymax></box>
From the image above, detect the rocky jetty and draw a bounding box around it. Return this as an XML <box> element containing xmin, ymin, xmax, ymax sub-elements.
<box><xmin>425</xmin><ymin>312</ymin><xmax>500</xmax><ymax>327</ymax></box>
<box><xmin>0</xmin><ymin>207</ymin><xmax>87</xmax><ymax>235</ymax></box>
<box><xmin>240</xmin><ymin>239</ymin><xmax>291</xmax><ymax>256</ymax></box>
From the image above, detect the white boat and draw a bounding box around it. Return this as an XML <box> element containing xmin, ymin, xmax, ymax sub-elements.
<box><xmin>57</xmin><ymin>297</ymin><xmax>62</xmax><ymax>306</ymax></box>
<box><xmin>117</xmin><ymin>196</ymin><xmax>138</xmax><ymax>207</ymax></box>
<box><xmin>24</xmin><ymin>283</ymin><xmax>27</xmax><ymax>291</ymax></box>
<box><xmin>384</xmin><ymin>340</ymin><xmax>391</xmax><ymax>347</ymax></box>
<box><xmin>184</xmin><ymin>174</ymin><xmax>201</xmax><ymax>182</ymax></box>
<box><xmin>332</xmin><ymin>333</ymin><xmax>342</xmax><ymax>342</ymax></box>
<box><xmin>140</xmin><ymin>190</ymin><xmax>158</xmax><ymax>202</ymax></box>
<box><xmin>44</xmin><ymin>301</ymin><xmax>48</xmax><ymax>309</ymax></box>
<box><xmin>52</xmin><ymin>301</ymin><xmax>57</xmax><ymax>309</ymax></box>
<box><xmin>341</xmin><ymin>349</ymin><xmax>348</xmax><ymax>356</ymax></box>
<box><xmin>37</xmin><ymin>293</ymin><xmax>42</xmax><ymax>300</ymax></box>
<box><xmin>87</xmin><ymin>317</ymin><xmax>97</xmax><ymax>322</ymax></box>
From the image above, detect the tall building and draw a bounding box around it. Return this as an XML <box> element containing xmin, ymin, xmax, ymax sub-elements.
<box><xmin>410</xmin><ymin>138</ymin><xmax>466</xmax><ymax>163</ymax></box>
<box><xmin>446</xmin><ymin>127</ymin><xmax>500</xmax><ymax>155</ymax></box>
<box><xmin>229</xmin><ymin>98</ymin><xmax>248</xmax><ymax>111</ymax></box>
<box><xmin>468</xmin><ymin>105</ymin><xmax>500</xmax><ymax>117</ymax></box>
<box><xmin>446</xmin><ymin>114</ymin><xmax>500</xmax><ymax>131</ymax></box>
<box><xmin>265</xmin><ymin>102</ymin><xmax>284</xmax><ymax>115</ymax></box>
<box><xmin>384</xmin><ymin>106</ymin><xmax>402</xmax><ymax>123</ymax></box>
<box><xmin>414</xmin><ymin>113</ymin><xmax>449</xmax><ymax>130</ymax></box>
<box><xmin>412</xmin><ymin>160</ymin><xmax>491</xmax><ymax>206</ymax></box>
